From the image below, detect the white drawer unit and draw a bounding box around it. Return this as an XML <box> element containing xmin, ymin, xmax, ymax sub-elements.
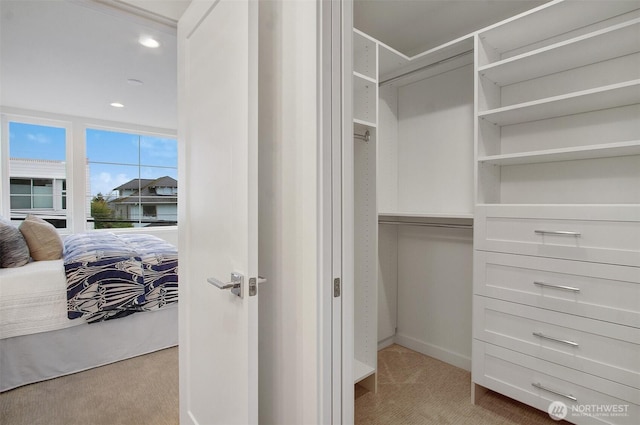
<box><xmin>474</xmin><ymin>297</ymin><xmax>640</xmax><ymax>389</ymax></box>
<box><xmin>474</xmin><ymin>251</ymin><xmax>640</xmax><ymax>328</ymax></box>
<box><xmin>473</xmin><ymin>341</ymin><xmax>640</xmax><ymax>425</ymax></box>
<box><xmin>475</xmin><ymin>205</ymin><xmax>640</xmax><ymax>267</ymax></box>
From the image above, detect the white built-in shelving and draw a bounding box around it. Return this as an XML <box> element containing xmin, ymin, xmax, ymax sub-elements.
<box><xmin>478</xmin><ymin>140</ymin><xmax>640</xmax><ymax>166</ymax></box>
<box><xmin>353</xmin><ymin>358</ymin><xmax>375</xmax><ymax>384</ymax></box>
<box><xmin>476</xmin><ymin>0</ymin><xmax>640</xmax><ymax>62</ymax></box>
<box><xmin>478</xmin><ymin>80</ymin><xmax>640</xmax><ymax>126</ymax></box>
<box><xmin>353</xmin><ymin>30</ymin><xmax>378</xmax><ymax>127</ymax></box>
<box><xmin>353</xmin><ymin>29</ymin><xmax>378</xmax><ymax>390</ymax></box>
<box><xmin>472</xmin><ymin>1</ymin><xmax>640</xmax><ymax>420</ymax></box>
<box><xmin>478</xmin><ymin>18</ymin><xmax>640</xmax><ymax>86</ymax></box>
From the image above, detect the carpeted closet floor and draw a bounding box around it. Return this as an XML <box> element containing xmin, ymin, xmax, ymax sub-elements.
<box><xmin>355</xmin><ymin>344</ymin><xmax>567</xmax><ymax>424</ymax></box>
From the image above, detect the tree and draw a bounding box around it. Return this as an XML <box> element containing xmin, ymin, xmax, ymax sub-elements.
<box><xmin>90</xmin><ymin>193</ymin><xmax>132</xmax><ymax>229</ymax></box>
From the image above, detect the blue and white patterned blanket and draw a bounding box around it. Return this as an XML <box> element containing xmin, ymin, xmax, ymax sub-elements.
<box><xmin>64</xmin><ymin>232</ymin><xmax>178</xmax><ymax>323</ymax></box>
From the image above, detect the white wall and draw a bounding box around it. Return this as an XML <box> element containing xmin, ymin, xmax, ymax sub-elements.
<box><xmin>394</xmin><ymin>225</ymin><xmax>473</xmax><ymax>371</ymax></box>
<box><xmin>397</xmin><ymin>64</ymin><xmax>474</xmax><ymax>215</ymax></box>
<box><xmin>258</xmin><ymin>1</ymin><xmax>321</xmax><ymax>423</ymax></box>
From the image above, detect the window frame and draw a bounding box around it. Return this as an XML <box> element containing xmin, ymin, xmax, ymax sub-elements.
<box><xmin>1</xmin><ymin>114</ymin><xmax>72</xmax><ymax>229</ymax></box>
<box><xmin>84</xmin><ymin>125</ymin><xmax>178</xmax><ymax>228</ymax></box>
<box><xmin>1</xmin><ymin>110</ymin><xmax>177</xmax><ymax>234</ymax></box>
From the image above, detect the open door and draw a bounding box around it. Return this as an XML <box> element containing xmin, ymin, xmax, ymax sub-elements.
<box><xmin>177</xmin><ymin>1</ymin><xmax>259</xmax><ymax>424</ymax></box>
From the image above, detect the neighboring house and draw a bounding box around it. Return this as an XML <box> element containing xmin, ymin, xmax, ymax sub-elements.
<box><xmin>109</xmin><ymin>176</ymin><xmax>178</xmax><ymax>226</ymax></box>
<box><xmin>8</xmin><ymin>158</ymin><xmax>91</xmax><ymax>228</ymax></box>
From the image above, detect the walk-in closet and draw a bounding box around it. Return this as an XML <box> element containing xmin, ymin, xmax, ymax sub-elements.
<box><xmin>350</xmin><ymin>1</ymin><xmax>640</xmax><ymax>423</ymax></box>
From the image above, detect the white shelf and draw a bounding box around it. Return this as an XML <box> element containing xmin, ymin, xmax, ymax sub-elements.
<box><xmin>353</xmin><ymin>73</ymin><xmax>377</xmax><ymax>126</ymax></box>
<box><xmin>353</xmin><ymin>118</ymin><xmax>376</xmax><ymax>128</ymax></box>
<box><xmin>479</xmin><ymin>140</ymin><xmax>640</xmax><ymax>166</ymax></box>
<box><xmin>478</xmin><ymin>80</ymin><xmax>640</xmax><ymax>126</ymax></box>
<box><xmin>354</xmin><ymin>358</ymin><xmax>375</xmax><ymax>384</ymax></box>
<box><xmin>479</xmin><ymin>18</ymin><xmax>640</xmax><ymax>86</ymax></box>
<box><xmin>379</xmin><ymin>36</ymin><xmax>473</xmax><ymax>87</ymax></box>
<box><xmin>478</xmin><ymin>0</ymin><xmax>639</xmax><ymax>57</ymax></box>
<box><xmin>379</xmin><ymin>212</ymin><xmax>473</xmax><ymax>220</ymax></box>
<box><xmin>353</xmin><ymin>29</ymin><xmax>377</xmax><ymax>81</ymax></box>
<box><xmin>353</xmin><ymin>71</ymin><xmax>376</xmax><ymax>84</ymax></box>
<box><xmin>378</xmin><ymin>43</ymin><xmax>409</xmax><ymax>80</ymax></box>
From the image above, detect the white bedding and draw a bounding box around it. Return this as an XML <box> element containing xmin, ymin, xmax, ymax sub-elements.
<box><xmin>0</xmin><ymin>260</ymin><xmax>86</xmax><ymax>339</ymax></box>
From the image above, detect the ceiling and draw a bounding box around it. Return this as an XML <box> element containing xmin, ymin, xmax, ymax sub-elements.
<box><xmin>0</xmin><ymin>0</ymin><xmax>181</xmax><ymax>130</ymax></box>
<box><xmin>1</xmin><ymin>0</ymin><xmax>549</xmax><ymax>132</ymax></box>
<box><xmin>355</xmin><ymin>0</ymin><xmax>549</xmax><ymax>56</ymax></box>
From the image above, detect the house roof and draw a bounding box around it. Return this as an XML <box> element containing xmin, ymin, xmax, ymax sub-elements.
<box><xmin>113</xmin><ymin>176</ymin><xmax>177</xmax><ymax>191</ymax></box>
<box><xmin>109</xmin><ymin>176</ymin><xmax>177</xmax><ymax>205</ymax></box>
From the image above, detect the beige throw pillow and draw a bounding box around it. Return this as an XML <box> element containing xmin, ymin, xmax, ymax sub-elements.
<box><xmin>19</xmin><ymin>215</ymin><xmax>63</xmax><ymax>261</ymax></box>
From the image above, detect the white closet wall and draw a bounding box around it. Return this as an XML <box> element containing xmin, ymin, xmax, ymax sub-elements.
<box><xmin>396</xmin><ymin>64</ymin><xmax>474</xmax><ymax>214</ymax></box>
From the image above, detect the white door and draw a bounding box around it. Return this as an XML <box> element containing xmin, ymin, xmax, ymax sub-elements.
<box><xmin>177</xmin><ymin>1</ymin><xmax>259</xmax><ymax>424</ymax></box>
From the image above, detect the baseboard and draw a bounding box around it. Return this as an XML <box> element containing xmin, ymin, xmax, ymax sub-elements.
<box><xmin>377</xmin><ymin>335</ymin><xmax>395</xmax><ymax>351</ymax></box>
<box><xmin>395</xmin><ymin>333</ymin><xmax>471</xmax><ymax>371</ymax></box>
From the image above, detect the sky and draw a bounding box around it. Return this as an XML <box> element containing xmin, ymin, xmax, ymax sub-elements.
<box><xmin>9</xmin><ymin>122</ymin><xmax>177</xmax><ymax>198</ymax></box>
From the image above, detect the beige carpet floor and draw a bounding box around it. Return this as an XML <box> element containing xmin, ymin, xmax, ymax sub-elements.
<box><xmin>0</xmin><ymin>347</ymin><xmax>179</xmax><ymax>425</ymax></box>
<box><xmin>2</xmin><ymin>344</ymin><xmax>565</xmax><ymax>425</ymax></box>
<box><xmin>355</xmin><ymin>344</ymin><xmax>567</xmax><ymax>425</ymax></box>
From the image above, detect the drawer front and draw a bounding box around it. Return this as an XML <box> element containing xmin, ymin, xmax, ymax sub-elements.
<box><xmin>474</xmin><ymin>297</ymin><xmax>640</xmax><ymax>389</ymax></box>
<box><xmin>474</xmin><ymin>251</ymin><xmax>640</xmax><ymax>327</ymax></box>
<box><xmin>473</xmin><ymin>341</ymin><xmax>640</xmax><ymax>425</ymax></box>
<box><xmin>475</xmin><ymin>205</ymin><xmax>640</xmax><ymax>267</ymax></box>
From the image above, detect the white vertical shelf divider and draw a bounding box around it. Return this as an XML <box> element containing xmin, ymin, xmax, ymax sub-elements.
<box><xmin>353</xmin><ymin>28</ymin><xmax>378</xmax><ymax>391</ymax></box>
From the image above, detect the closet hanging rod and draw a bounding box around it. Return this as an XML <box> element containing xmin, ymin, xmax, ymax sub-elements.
<box><xmin>379</xmin><ymin>49</ymin><xmax>473</xmax><ymax>87</ymax></box>
<box><xmin>378</xmin><ymin>220</ymin><xmax>473</xmax><ymax>229</ymax></box>
<box><xmin>354</xmin><ymin>129</ymin><xmax>370</xmax><ymax>142</ymax></box>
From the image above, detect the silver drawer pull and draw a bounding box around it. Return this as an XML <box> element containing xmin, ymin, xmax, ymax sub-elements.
<box><xmin>532</xmin><ymin>382</ymin><xmax>577</xmax><ymax>402</ymax></box>
<box><xmin>534</xmin><ymin>281</ymin><xmax>580</xmax><ymax>293</ymax></box>
<box><xmin>534</xmin><ymin>230</ymin><xmax>581</xmax><ymax>237</ymax></box>
<box><xmin>533</xmin><ymin>332</ymin><xmax>579</xmax><ymax>347</ymax></box>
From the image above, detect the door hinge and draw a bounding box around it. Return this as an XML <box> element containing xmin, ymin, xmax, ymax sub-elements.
<box><xmin>333</xmin><ymin>278</ymin><xmax>341</xmax><ymax>297</ymax></box>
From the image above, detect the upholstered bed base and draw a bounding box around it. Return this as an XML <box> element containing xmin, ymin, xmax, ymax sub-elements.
<box><xmin>0</xmin><ymin>303</ymin><xmax>178</xmax><ymax>392</ymax></box>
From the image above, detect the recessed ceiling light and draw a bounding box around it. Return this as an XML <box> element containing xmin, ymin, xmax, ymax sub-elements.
<box><xmin>110</xmin><ymin>102</ymin><xmax>124</xmax><ymax>108</ymax></box>
<box><xmin>139</xmin><ymin>36</ymin><xmax>160</xmax><ymax>48</ymax></box>
<box><xmin>127</xmin><ymin>79</ymin><xmax>144</xmax><ymax>86</ymax></box>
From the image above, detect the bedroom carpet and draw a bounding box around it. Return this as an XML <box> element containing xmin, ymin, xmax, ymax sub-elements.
<box><xmin>0</xmin><ymin>347</ymin><xmax>178</xmax><ymax>425</ymax></box>
<box><xmin>355</xmin><ymin>344</ymin><xmax>567</xmax><ymax>425</ymax></box>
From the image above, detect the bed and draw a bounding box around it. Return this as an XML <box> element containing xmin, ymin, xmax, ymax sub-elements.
<box><xmin>0</xmin><ymin>232</ymin><xmax>178</xmax><ymax>392</ymax></box>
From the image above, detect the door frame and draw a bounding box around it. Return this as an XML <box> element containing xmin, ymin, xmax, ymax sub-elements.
<box><xmin>339</xmin><ymin>0</ymin><xmax>355</xmax><ymax>423</ymax></box>
<box><xmin>320</xmin><ymin>0</ymin><xmax>355</xmax><ymax>423</ymax></box>
<box><xmin>320</xmin><ymin>0</ymin><xmax>354</xmax><ymax>423</ymax></box>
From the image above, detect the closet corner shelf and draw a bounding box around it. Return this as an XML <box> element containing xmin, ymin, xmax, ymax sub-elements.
<box><xmin>478</xmin><ymin>18</ymin><xmax>640</xmax><ymax>86</ymax></box>
<box><xmin>379</xmin><ymin>212</ymin><xmax>473</xmax><ymax>220</ymax></box>
<box><xmin>478</xmin><ymin>140</ymin><xmax>640</xmax><ymax>166</ymax></box>
<box><xmin>378</xmin><ymin>212</ymin><xmax>473</xmax><ymax>220</ymax></box>
<box><xmin>354</xmin><ymin>358</ymin><xmax>375</xmax><ymax>384</ymax></box>
<box><xmin>353</xmin><ymin>71</ymin><xmax>377</xmax><ymax>84</ymax></box>
<box><xmin>353</xmin><ymin>118</ymin><xmax>376</xmax><ymax>128</ymax></box>
<box><xmin>477</xmin><ymin>80</ymin><xmax>640</xmax><ymax>126</ymax></box>
<box><xmin>477</xmin><ymin>1</ymin><xmax>639</xmax><ymax>56</ymax></box>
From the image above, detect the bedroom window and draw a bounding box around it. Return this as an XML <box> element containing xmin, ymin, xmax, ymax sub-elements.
<box><xmin>86</xmin><ymin>128</ymin><xmax>177</xmax><ymax>228</ymax></box>
<box><xmin>7</xmin><ymin>121</ymin><xmax>68</xmax><ymax>229</ymax></box>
